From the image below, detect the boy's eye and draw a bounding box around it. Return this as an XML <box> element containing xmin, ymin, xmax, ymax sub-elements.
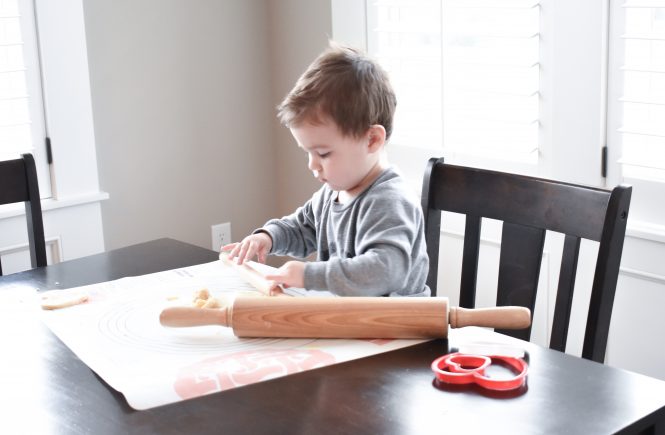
<box><xmin>318</xmin><ymin>152</ymin><xmax>331</xmax><ymax>158</ymax></box>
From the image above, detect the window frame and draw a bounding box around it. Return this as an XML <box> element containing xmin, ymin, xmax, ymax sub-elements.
<box><xmin>32</xmin><ymin>0</ymin><xmax>103</xmax><ymax>201</ymax></box>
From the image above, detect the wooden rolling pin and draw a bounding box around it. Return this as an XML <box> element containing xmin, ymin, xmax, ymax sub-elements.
<box><xmin>160</xmin><ymin>296</ymin><xmax>531</xmax><ymax>339</ymax></box>
<box><xmin>219</xmin><ymin>251</ymin><xmax>282</xmax><ymax>295</ymax></box>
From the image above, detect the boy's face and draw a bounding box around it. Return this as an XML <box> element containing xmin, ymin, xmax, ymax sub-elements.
<box><xmin>290</xmin><ymin>117</ymin><xmax>381</xmax><ymax>195</ymax></box>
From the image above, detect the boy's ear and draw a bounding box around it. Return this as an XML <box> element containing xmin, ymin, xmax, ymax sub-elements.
<box><xmin>367</xmin><ymin>125</ymin><xmax>386</xmax><ymax>152</ymax></box>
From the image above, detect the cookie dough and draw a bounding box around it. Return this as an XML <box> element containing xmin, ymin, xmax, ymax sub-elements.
<box><xmin>40</xmin><ymin>289</ymin><xmax>89</xmax><ymax>310</ymax></box>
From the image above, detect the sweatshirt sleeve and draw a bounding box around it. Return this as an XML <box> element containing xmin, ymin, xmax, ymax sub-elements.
<box><xmin>258</xmin><ymin>190</ymin><xmax>322</xmax><ymax>259</ymax></box>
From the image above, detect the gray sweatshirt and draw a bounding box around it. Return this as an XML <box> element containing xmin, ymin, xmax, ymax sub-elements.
<box><xmin>261</xmin><ymin>167</ymin><xmax>430</xmax><ymax>297</ymax></box>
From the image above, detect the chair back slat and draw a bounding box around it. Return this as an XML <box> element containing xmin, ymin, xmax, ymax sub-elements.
<box><xmin>550</xmin><ymin>234</ymin><xmax>581</xmax><ymax>352</ymax></box>
<box><xmin>422</xmin><ymin>206</ymin><xmax>441</xmax><ymax>296</ymax></box>
<box><xmin>459</xmin><ymin>214</ymin><xmax>481</xmax><ymax>308</ymax></box>
<box><xmin>494</xmin><ymin>222</ymin><xmax>546</xmax><ymax>341</ymax></box>
<box><xmin>0</xmin><ymin>159</ymin><xmax>29</xmax><ymax>205</ymax></box>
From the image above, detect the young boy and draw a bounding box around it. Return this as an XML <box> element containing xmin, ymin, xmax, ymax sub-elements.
<box><xmin>223</xmin><ymin>43</ymin><xmax>430</xmax><ymax>297</ymax></box>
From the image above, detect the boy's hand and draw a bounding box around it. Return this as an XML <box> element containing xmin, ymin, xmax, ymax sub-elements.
<box><xmin>264</xmin><ymin>261</ymin><xmax>305</xmax><ymax>289</ymax></box>
<box><xmin>222</xmin><ymin>232</ymin><xmax>272</xmax><ymax>265</ymax></box>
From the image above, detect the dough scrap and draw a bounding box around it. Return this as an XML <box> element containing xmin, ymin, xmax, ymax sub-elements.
<box><xmin>191</xmin><ymin>288</ymin><xmax>225</xmax><ymax>309</ymax></box>
<box><xmin>40</xmin><ymin>289</ymin><xmax>89</xmax><ymax>310</ymax></box>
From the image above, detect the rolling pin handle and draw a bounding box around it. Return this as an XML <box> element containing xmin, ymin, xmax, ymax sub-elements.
<box><xmin>160</xmin><ymin>306</ymin><xmax>231</xmax><ymax>328</ymax></box>
<box><xmin>449</xmin><ymin>306</ymin><xmax>531</xmax><ymax>330</ymax></box>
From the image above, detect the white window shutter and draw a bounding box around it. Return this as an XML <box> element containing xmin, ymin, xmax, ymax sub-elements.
<box><xmin>614</xmin><ymin>1</ymin><xmax>665</xmax><ymax>181</ymax></box>
<box><xmin>0</xmin><ymin>0</ymin><xmax>50</xmax><ymax>197</ymax></box>
<box><xmin>0</xmin><ymin>0</ymin><xmax>33</xmax><ymax>157</ymax></box>
<box><xmin>367</xmin><ymin>0</ymin><xmax>541</xmax><ymax>164</ymax></box>
<box><xmin>368</xmin><ymin>0</ymin><xmax>443</xmax><ymax>149</ymax></box>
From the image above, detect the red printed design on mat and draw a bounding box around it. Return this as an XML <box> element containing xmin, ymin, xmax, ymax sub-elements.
<box><xmin>362</xmin><ymin>338</ymin><xmax>394</xmax><ymax>346</ymax></box>
<box><xmin>174</xmin><ymin>348</ymin><xmax>336</xmax><ymax>399</ymax></box>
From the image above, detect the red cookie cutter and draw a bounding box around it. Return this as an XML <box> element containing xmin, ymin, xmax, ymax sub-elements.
<box><xmin>431</xmin><ymin>352</ymin><xmax>528</xmax><ymax>391</ymax></box>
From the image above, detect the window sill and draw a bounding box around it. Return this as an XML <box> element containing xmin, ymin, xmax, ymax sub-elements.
<box><xmin>0</xmin><ymin>191</ymin><xmax>109</xmax><ymax>220</ymax></box>
<box><xmin>626</xmin><ymin>220</ymin><xmax>665</xmax><ymax>244</ymax></box>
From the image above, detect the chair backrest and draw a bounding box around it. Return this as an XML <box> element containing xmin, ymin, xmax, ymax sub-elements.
<box><xmin>0</xmin><ymin>153</ymin><xmax>47</xmax><ymax>275</ymax></box>
<box><xmin>421</xmin><ymin>157</ymin><xmax>632</xmax><ymax>363</ymax></box>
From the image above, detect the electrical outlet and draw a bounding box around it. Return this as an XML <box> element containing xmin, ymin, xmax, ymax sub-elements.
<box><xmin>211</xmin><ymin>222</ymin><xmax>232</xmax><ymax>252</ymax></box>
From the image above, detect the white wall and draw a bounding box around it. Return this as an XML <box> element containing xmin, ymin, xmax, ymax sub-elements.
<box><xmin>3</xmin><ymin>0</ymin><xmax>333</xmax><ymax>270</ymax></box>
<box><xmin>82</xmin><ymin>0</ymin><xmax>333</xmax><ymax>254</ymax></box>
<box><xmin>267</xmin><ymin>0</ymin><xmax>331</xmax><ymax>217</ymax></box>
<box><xmin>83</xmin><ymin>0</ymin><xmax>278</xmax><ymax>251</ymax></box>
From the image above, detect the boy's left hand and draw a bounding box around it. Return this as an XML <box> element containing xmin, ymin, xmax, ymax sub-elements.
<box><xmin>264</xmin><ymin>261</ymin><xmax>305</xmax><ymax>289</ymax></box>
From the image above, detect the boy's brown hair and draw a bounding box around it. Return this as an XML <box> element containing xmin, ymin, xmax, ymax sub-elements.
<box><xmin>277</xmin><ymin>42</ymin><xmax>397</xmax><ymax>140</ymax></box>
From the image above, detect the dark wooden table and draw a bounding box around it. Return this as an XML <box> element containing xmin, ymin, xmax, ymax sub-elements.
<box><xmin>1</xmin><ymin>238</ymin><xmax>664</xmax><ymax>434</ymax></box>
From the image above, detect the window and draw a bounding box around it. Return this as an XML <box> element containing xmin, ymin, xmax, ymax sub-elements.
<box><xmin>608</xmin><ymin>0</ymin><xmax>665</xmax><ymax>226</ymax></box>
<box><xmin>0</xmin><ymin>0</ymin><xmax>50</xmax><ymax>197</ymax></box>
<box><xmin>366</xmin><ymin>0</ymin><xmax>541</xmax><ymax>166</ymax></box>
<box><xmin>610</xmin><ymin>1</ymin><xmax>665</xmax><ymax>181</ymax></box>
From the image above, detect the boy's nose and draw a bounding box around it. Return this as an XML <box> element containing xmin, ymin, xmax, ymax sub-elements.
<box><xmin>308</xmin><ymin>154</ymin><xmax>321</xmax><ymax>172</ymax></box>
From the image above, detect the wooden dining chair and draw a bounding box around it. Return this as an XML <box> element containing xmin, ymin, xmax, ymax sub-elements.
<box><xmin>421</xmin><ymin>157</ymin><xmax>632</xmax><ymax>363</ymax></box>
<box><xmin>0</xmin><ymin>153</ymin><xmax>47</xmax><ymax>275</ymax></box>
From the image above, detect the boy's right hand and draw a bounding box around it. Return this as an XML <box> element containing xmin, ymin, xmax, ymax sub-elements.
<box><xmin>221</xmin><ymin>232</ymin><xmax>272</xmax><ymax>265</ymax></box>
